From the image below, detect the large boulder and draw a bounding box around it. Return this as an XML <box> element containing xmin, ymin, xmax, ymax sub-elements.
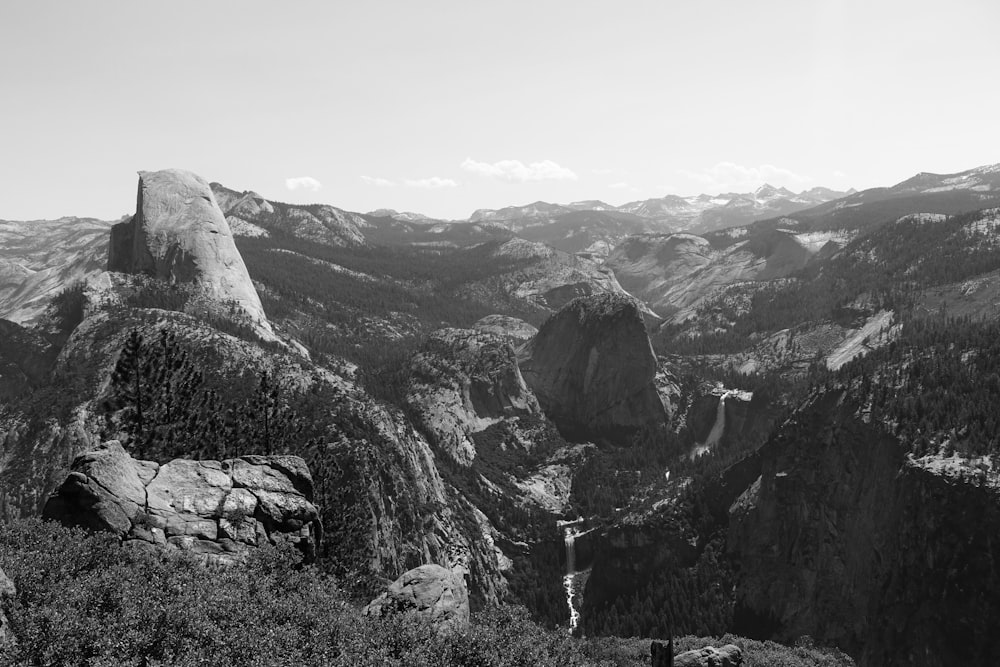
<box><xmin>674</xmin><ymin>644</ymin><xmax>743</xmax><ymax>667</ymax></box>
<box><xmin>363</xmin><ymin>563</ymin><xmax>470</xmax><ymax>632</ymax></box>
<box><xmin>108</xmin><ymin>169</ymin><xmax>275</xmax><ymax>341</ymax></box>
<box><xmin>43</xmin><ymin>441</ymin><xmax>321</xmax><ymax>565</ymax></box>
<box><xmin>0</xmin><ymin>567</ymin><xmax>14</xmax><ymax>647</ymax></box>
<box><xmin>519</xmin><ymin>293</ymin><xmax>668</xmax><ymax>444</ymax></box>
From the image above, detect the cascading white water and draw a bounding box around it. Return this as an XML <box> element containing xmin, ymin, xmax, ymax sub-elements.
<box><xmin>563</xmin><ymin>526</ymin><xmax>580</xmax><ymax>632</ymax></box>
<box><xmin>559</xmin><ymin>519</ymin><xmax>586</xmax><ymax>632</ymax></box>
<box><xmin>690</xmin><ymin>390</ymin><xmax>729</xmax><ymax>460</ymax></box>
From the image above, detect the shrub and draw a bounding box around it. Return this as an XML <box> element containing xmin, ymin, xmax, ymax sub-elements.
<box><xmin>0</xmin><ymin>518</ymin><xmax>601</xmax><ymax>667</ymax></box>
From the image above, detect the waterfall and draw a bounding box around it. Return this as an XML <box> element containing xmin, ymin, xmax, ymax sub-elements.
<box><xmin>563</xmin><ymin>525</ymin><xmax>581</xmax><ymax>632</ymax></box>
<box><xmin>690</xmin><ymin>391</ymin><xmax>729</xmax><ymax>460</ymax></box>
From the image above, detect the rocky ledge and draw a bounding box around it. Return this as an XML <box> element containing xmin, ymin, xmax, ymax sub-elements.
<box><xmin>43</xmin><ymin>441</ymin><xmax>321</xmax><ymax>565</ymax></box>
<box><xmin>406</xmin><ymin>327</ymin><xmax>541</xmax><ymax>464</ymax></box>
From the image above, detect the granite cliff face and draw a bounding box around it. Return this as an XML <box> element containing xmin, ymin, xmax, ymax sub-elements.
<box><xmin>406</xmin><ymin>328</ymin><xmax>542</xmax><ymax>464</ymax></box>
<box><xmin>108</xmin><ymin>169</ymin><xmax>274</xmax><ymax>341</ymax></box>
<box><xmin>43</xmin><ymin>441</ymin><xmax>321</xmax><ymax>565</ymax></box>
<box><xmin>729</xmin><ymin>390</ymin><xmax>1000</xmax><ymax>666</ymax></box>
<box><xmin>519</xmin><ymin>293</ymin><xmax>668</xmax><ymax>444</ymax></box>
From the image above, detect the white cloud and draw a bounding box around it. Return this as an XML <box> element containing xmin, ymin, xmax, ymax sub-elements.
<box><xmin>403</xmin><ymin>176</ymin><xmax>458</xmax><ymax>189</ymax></box>
<box><xmin>832</xmin><ymin>170</ymin><xmax>848</xmax><ymax>179</ymax></box>
<box><xmin>591</xmin><ymin>168</ymin><xmax>615</xmax><ymax>175</ymax></box>
<box><xmin>361</xmin><ymin>175</ymin><xmax>395</xmax><ymax>187</ymax></box>
<box><xmin>608</xmin><ymin>181</ymin><xmax>631</xmax><ymax>189</ymax></box>
<box><xmin>679</xmin><ymin>162</ymin><xmax>811</xmax><ymax>193</ymax></box>
<box><xmin>285</xmin><ymin>176</ymin><xmax>323</xmax><ymax>192</ymax></box>
<box><xmin>461</xmin><ymin>157</ymin><xmax>577</xmax><ymax>183</ymax></box>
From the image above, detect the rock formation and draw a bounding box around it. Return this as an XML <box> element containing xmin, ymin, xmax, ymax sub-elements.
<box><xmin>652</xmin><ymin>640</ymin><xmax>743</xmax><ymax>667</ymax></box>
<box><xmin>472</xmin><ymin>314</ymin><xmax>538</xmax><ymax>346</ymax></box>
<box><xmin>675</xmin><ymin>644</ymin><xmax>743</xmax><ymax>667</ymax></box>
<box><xmin>0</xmin><ymin>566</ymin><xmax>14</xmax><ymax>647</ymax></box>
<box><xmin>519</xmin><ymin>293</ymin><xmax>668</xmax><ymax>444</ymax></box>
<box><xmin>363</xmin><ymin>563</ymin><xmax>471</xmax><ymax>632</ymax></box>
<box><xmin>108</xmin><ymin>169</ymin><xmax>274</xmax><ymax>340</ymax></box>
<box><xmin>729</xmin><ymin>390</ymin><xmax>1000</xmax><ymax>666</ymax></box>
<box><xmin>43</xmin><ymin>441</ymin><xmax>321</xmax><ymax>565</ymax></box>
<box><xmin>406</xmin><ymin>328</ymin><xmax>542</xmax><ymax>464</ymax></box>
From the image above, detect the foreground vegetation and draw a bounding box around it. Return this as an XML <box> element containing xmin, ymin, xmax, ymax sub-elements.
<box><xmin>0</xmin><ymin>519</ymin><xmax>853</xmax><ymax>666</ymax></box>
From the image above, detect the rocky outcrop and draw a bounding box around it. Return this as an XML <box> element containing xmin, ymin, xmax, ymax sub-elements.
<box><xmin>406</xmin><ymin>328</ymin><xmax>542</xmax><ymax>464</ymax></box>
<box><xmin>519</xmin><ymin>293</ymin><xmax>668</xmax><ymax>444</ymax></box>
<box><xmin>473</xmin><ymin>315</ymin><xmax>538</xmax><ymax>346</ymax></box>
<box><xmin>108</xmin><ymin>169</ymin><xmax>274</xmax><ymax>341</ymax></box>
<box><xmin>675</xmin><ymin>645</ymin><xmax>743</xmax><ymax>667</ymax></box>
<box><xmin>651</xmin><ymin>640</ymin><xmax>743</xmax><ymax>667</ymax></box>
<box><xmin>729</xmin><ymin>390</ymin><xmax>1000</xmax><ymax>666</ymax></box>
<box><xmin>42</xmin><ymin>441</ymin><xmax>321</xmax><ymax>565</ymax></box>
<box><xmin>363</xmin><ymin>563</ymin><xmax>471</xmax><ymax>632</ymax></box>
<box><xmin>0</xmin><ymin>567</ymin><xmax>14</xmax><ymax>647</ymax></box>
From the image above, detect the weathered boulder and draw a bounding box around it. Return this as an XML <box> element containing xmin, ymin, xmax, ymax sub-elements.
<box><xmin>0</xmin><ymin>567</ymin><xmax>14</xmax><ymax>647</ymax></box>
<box><xmin>108</xmin><ymin>169</ymin><xmax>274</xmax><ymax>341</ymax></box>
<box><xmin>363</xmin><ymin>563</ymin><xmax>470</xmax><ymax>632</ymax></box>
<box><xmin>674</xmin><ymin>644</ymin><xmax>743</xmax><ymax>667</ymax></box>
<box><xmin>43</xmin><ymin>441</ymin><xmax>321</xmax><ymax>565</ymax></box>
<box><xmin>406</xmin><ymin>328</ymin><xmax>542</xmax><ymax>464</ymax></box>
<box><xmin>519</xmin><ymin>293</ymin><xmax>668</xmax><ymax>444</ymax></box>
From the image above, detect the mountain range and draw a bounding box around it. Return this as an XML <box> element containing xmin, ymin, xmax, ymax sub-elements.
<box><xmin>3</xmin><ymin>161</ymin><xmax>1000</xmax><ymax>666</ymax></box>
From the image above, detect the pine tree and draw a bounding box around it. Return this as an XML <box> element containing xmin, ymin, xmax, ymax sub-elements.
<box><xmin>106</xmin><ymin>328</ymin><xmax>147</xmax><ymax>449</ymax></box>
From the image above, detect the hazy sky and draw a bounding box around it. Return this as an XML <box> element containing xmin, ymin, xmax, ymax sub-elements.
<box><xmin>2</xmin><ymin>1</ymin><xmax>999</xmax><ymax>221</ymax></box>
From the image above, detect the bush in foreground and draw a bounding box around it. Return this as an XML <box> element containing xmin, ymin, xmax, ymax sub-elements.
<box><xmin>0</xmin><ymin>518</ymin><xmax>853</xmax><ymax>666</ymax></box>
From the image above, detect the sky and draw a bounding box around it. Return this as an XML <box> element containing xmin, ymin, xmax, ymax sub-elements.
<box><xmin>2</xmin><ymin>0</ymin><xmax>999</xmax><ymax>221</ymax></box>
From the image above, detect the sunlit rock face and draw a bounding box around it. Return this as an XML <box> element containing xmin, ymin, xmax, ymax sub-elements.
<box><xmin>519</xmin><ymin>293</ymin><xmax>668</xmax><ymax>444</ymax></box>
<box><xmin>109</xmin><ymin>169</ymin><xmax>274</xmax><ymax>340</ymax></box>
<box><xmin>406</xmin><ymin>327</ymin><xmax>542</xmax><ymax>465</ymax></box>
<box><xmin>43</xmin><ymin>441</ymin><xmax>321</xmax><ymax>565</ymax></box>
